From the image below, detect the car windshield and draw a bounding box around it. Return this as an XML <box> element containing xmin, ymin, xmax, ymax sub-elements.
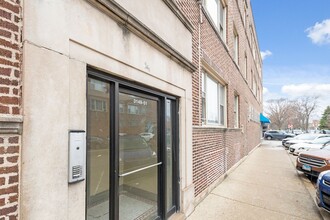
<box><xmin>311</xmin><ymin>137</ymin><xmax>330</xmax><ymax>144</ymax></box>
<box><xmin>321</xmin><ymin>144</ymin><xmax>330</xmax><ymax>150</ymax></box>
<box><xmin>119</xmin><ymin>136</ymin><xmax>149</xmax><ymax>150</ymax></box>
<box><xmin>294</xmin><ymin>134</ymin><xmax>319</xmax><ymax>140</ymax></box>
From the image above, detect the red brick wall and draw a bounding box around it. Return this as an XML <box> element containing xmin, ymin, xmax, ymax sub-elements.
<box><xmin>0</xmin><ymin>0</ymin><xmax>21</xmax><ymax>115</ymax></box>
<box><xmin>193</xmin><ymin>128</ymin><xmax>226</xmax><ymax>195</ymax></box>
<box><xmin>176</xmin><ymin>0</ymin><xmax>201</xmax><ymax>126</ymax></box>
<box><xmin>0</xmin><ymin>0</ymin><xmax>22</xmax><ymax>219</ymax></box>
<box><xmin>0</xmin><ymin>135</ymin><xmax>19</xmax><ymax>219</ymax></box>
<box><xmin>177</xmin><ymin>0</ymin><xmax>262</xmax><ymax>197</ymax></box>
<box><xmin>192</xmin><ymin>125</ymin><xmax>260</xmax><ymax>196</ymax></box>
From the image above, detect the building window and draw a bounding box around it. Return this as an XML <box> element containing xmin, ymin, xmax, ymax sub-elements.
<box><xmin>243</xmin><ymin>2</ymin><xmax>247</xmax><ymax>27</ymax></box>
<box><xmin>204</xmin><ymin>0</ymin><xmax>227</xmax><ymax>42</ymax></box>
<box><xmin>250</xmin><ymin>26</ymin><xmax>253</xmax><ymax>46</ymax></box>
<box><xmin>234</xmin><ymin>28</ymin><xmax>239</xmax><ymax>64</ymax></box>
<box><xmin>90</xmin><ymin>78</ymin><xmax>108</xmax><ymax>93</ymax></box>
<box><xmin>90</xmin><ymin>98</ymin><xmax>107</xmax><ymax>112</ymax></box>
<box><xmin>202</xmin><ymin>72</ymin><xmax>226</xmax><ymax>126</ymax></box>
<box><xmin>127</xmin><ymin>104</ymin><xmax>140</xmax><ymax>115</ymax></box>
<box><xmin>254</xmin><ymin>77</ymin><xmax>257</xmax><ymax>96</ymax></box>
<box><xmin>248</xmin><ymin>105</ymin><xmax>259</xmax><ymax>122</ymax></box>
<box><xmin>234</xmin><ymin>95</ymin><xmax>239</xmax><ymax>128</ymax></box>
<box><xmin>250</xmin><ymin>70</ymin><xmax>253</xmax><ymax>88</ymax></box>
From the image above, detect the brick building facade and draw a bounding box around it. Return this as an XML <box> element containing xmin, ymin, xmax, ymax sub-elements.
<box><xmin>0</xmin><ymin>0</ymin><xmax>22</xmax><ymax>219</ymax></box>
<box><xmin>176</xmin><ymin>0</ymin><xmax>262</xmax><ymax>199</ymax></box>
<box><xmin>0</xmin><ymin>0</ymin><xmax>262</xmax><ymax>219</ymax></box>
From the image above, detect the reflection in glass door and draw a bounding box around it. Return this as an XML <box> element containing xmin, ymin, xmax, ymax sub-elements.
<box><xmin>166</xmin><ymin>100</ymin><xmax>173</xmax><ymax>213</ymax></box>
<box><xmin>118</xmin><ymin>92</ymin><xmax>159</xmax><ymax>220</ymax></box>
<box><xmin>86</xmin><ymin>78</ymin><xmax>110</xmax><ymax>220</ymax></box>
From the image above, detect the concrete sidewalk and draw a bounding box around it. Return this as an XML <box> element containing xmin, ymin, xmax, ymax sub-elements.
<box><xmin>187</xmin><ymin>140</ymin><xmax>325</xmax><ymax>220</ymax></box>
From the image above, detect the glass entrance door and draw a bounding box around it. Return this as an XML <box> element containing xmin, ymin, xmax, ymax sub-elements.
<box><xmin>86</xmin><ymin>71</ymin><xmax>179</xmax><ymax>220</ymax></box>
<box><xmin>118</xmin><ymin>92</ymin><xmax>160</xmax><ymax>220</ymax></box>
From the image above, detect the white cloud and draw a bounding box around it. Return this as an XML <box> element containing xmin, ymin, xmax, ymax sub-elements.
<box><xmin>262</xmin><ymin>65</ymin><xmax>330</xmax><ymax>118</ymax></box>
<box><xmin>263</xmin><ymin>87</ymin><xmax>269</xmax><ymax>95</ymax></box>
<box><xmin>281</xmin><ymin>83</ymin><xmax>330</xmax><ymax>97</ymax></box>
<box><xmin>306</xmin><ymin>19</ymin><xmax>330</xmax><ymax>45</ymax></box>
<box><xmin>263</xmin><ymin>65</ymin><xmax>330</xmax><ymax>87</ymax></box>
<box><xmin>260</xmin><ymin>50</ymin><xmax>272</xmax><ymax>60</ymax></box>
<box><xmin>263</xmin><ymin>87</ymin><xmax>282</xmax><ymax>102</ymax></box>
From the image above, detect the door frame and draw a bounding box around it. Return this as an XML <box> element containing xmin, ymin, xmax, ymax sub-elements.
<box><xmin>86</xmin><ymin>67</ymin><xmax>180</xmax><ymax>219</ymax></box>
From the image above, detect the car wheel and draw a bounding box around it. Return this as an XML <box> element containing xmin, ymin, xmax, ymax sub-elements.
<box><xmin>266</xmin><ymin>136</ymin><xmax>272</xmax><ymax>140</ymax></box>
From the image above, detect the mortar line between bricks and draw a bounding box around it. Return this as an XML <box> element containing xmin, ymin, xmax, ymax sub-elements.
<box><xmin>210</xmin><ymin>193</ymin><xmax>316</xmax><ymax>220</ymax></box>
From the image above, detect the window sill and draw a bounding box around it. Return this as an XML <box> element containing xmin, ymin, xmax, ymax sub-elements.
<box><xmin>201</xmin><ymin>124</ymin><xmax>227</xmax><ymax>129</ymax></box>
<box><xmin>193</xmin><ymin>124</ymin><xmax>226</xmax><ymax>129</ymax></box>
<box><xmin>193</xmin><ymin>126</ymin><xmax>243</xmax><ymax>132</ymax></box>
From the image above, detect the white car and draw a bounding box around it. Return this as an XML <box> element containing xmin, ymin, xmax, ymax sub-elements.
<box><xmin>289</xmin><ymin>137</ymin><xmax>330</xmax><ymax>156</ymax></box>
<box><xmin>293</xmin><ymin>130</ymin><xmax>303</xmax><ymax>135</ymax></box>
<box><xmin>285</xmin><ymin>134</ymin><xmax>330</xmax><ymax>148</ymax></box>
<box><xmin>139</xmin><ymin>132</ymin><xmax>155</xmax><ymax>142</ymax></box>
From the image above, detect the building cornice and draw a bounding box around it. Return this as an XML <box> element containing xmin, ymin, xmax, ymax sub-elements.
<box><xmin>87</xmin><ymin>0</ymin><xmax>197</xmax><ymax>72</ymax></box>
<box><xmin>162</xmin><ymin>0</ymin><xmax>194</xmax><ymax>33</ymax></box>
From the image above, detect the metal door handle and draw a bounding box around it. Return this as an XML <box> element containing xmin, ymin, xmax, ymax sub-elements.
<box><xmin>119</xmin><ymin>162</ymin><xmax>162</xmax><ymax>177</ymax></box>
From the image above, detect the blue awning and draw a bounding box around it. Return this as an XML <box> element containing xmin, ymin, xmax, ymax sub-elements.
<box><xmin>260</xmin><ymin>113</ymin><xmax>270</xmax><ymax>123</ymax></box>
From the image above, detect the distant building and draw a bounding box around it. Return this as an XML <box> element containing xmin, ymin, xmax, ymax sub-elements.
<box><xmin>0</xmin><ymin>0</ymin><xmax>262</xmax><ymax>219</ymax></box>
<box><xmin>312</xmin><ymin>120</ymin><xmax>320</xmax><ymax>130</ymax></box>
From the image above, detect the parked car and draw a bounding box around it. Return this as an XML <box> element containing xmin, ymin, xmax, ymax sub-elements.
<box><xmin>282</xmin><ymin>137</ymin><xmax>295</xmax><ymax>147</ymax></box>
<box><xmin>88</xmin><ymin>136</ymin><xmax>107</xmax><ymax>149</ymax></box>
<box><xmin>321</xmin><ymin>130</ymin><xmax>330</xmax><ymax>134</ymax></box>
<box><xmin>316</xmin><ymin>170</ymin><xmax>330</xmax><ymax>212</ymax></box>
<box><xmin>289</xmin><ymin>137</ymin><xmax>330</xmax><ymax>156</ymax></box>
<box><xmin>264</xmin><ymin>130</ymin><xmax>295</xmax><ymax>140</ymax></box>
<box><xmin>283</xmin><ymin>134</ymin><xmax>330</xmax><ymax>149</ymax></box>
<box><xmin>296</xmin><ymin>145</ymin><xmax>330</xmax><ymax>177</ymax></box>
<box><xmin>119</xmin><ymin>135</ymin><xmax>157</xmax><ymax>174</ymax></box>
<box><xmin>293</xmin><ymin>130</ymin><xmax>303</xmax><ymax>135</ymax></box>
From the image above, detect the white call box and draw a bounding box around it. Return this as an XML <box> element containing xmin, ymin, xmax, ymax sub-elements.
<box><xmin>68</xmin><ymin>130</ymin><xmax>86</xmax><ymax>183</ymax></box>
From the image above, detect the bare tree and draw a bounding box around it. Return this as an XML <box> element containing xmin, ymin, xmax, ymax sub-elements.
<box><xmin>288</xmin><ymin>99</ymin><xmax>305</xmax><ymax>130</ymax></box>
<box><xmin>296</xmin><ymin>96</ymin><xmax>319</xmax><ymax>132</ymax></box>
<box><xmin>265</xmin><ymin>98</ymin><xmax>293</xmax><ymax>130</ymax></box>
<box><xmin>264</xmin><ymin>97</ymin><xmax>319</xmax><ymax>131</ymax></box>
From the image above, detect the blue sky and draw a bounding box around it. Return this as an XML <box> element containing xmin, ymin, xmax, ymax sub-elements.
<box><xmin>251</xmin><ymin>0</ymin><xmax>330</xmax><ymax>118</ymax></box>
